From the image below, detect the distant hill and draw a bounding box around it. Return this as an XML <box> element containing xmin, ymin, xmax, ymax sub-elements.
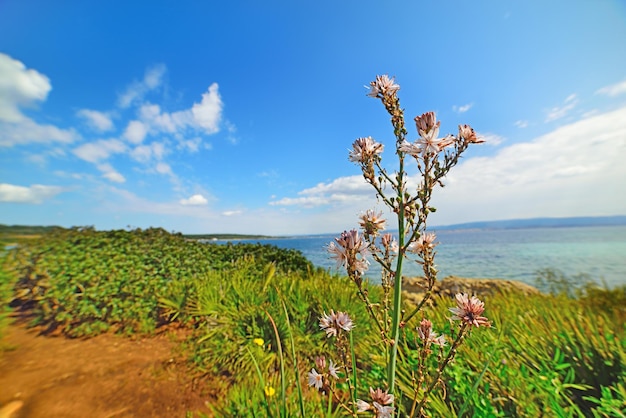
<box><xmin>433</xmin><ymin>215</ymin><xmax>626</xmax><ymax>231</ymax></box>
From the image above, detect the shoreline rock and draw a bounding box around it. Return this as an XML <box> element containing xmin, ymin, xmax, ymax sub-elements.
<box><xmin>402</xmin><ymin>276</ymin><xmax>540</xmax><ymax>305</ymax></box>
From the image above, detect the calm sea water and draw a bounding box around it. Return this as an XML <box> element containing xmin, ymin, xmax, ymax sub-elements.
<box><xmin>216</xmin><ymin>226</ymin><xmax>626</xmax><ymax>288</ymax></box>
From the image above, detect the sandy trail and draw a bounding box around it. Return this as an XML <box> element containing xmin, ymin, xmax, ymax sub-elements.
<box><xmin>0</xmin><ymin>322</ymin><xmax>215</xmax><ymax>418</ymax></box>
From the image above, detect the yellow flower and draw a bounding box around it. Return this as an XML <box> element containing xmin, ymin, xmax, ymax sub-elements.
<box><xmin>253</xmin><ymin>338</ymin><xmax>264</xmax><ymax>346</ymax></box>
<box><xmin>264</xmin><ymin>386</ymin><xmax>276</xmax><ymax>397</ymax></box>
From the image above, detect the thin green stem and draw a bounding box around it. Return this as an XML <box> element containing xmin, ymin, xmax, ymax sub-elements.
<box><xmin>265</xmin><ymin>310</ymin><xmax>286</xmax><ymax>418</ymax></box>
<box><xmin>280</xmin><ymin>299</ymin><xmax>305</xmax><ymax>418</ymax></box>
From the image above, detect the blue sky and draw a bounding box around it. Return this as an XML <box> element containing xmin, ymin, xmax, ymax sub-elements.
<box><xmin>1</xmin><ymin>0</ymin><xmax>626</xmax><ymax>235</ymax></box>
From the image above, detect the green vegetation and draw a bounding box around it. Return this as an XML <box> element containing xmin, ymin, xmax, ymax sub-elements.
<box><xmin>1</xmin><ymin>227</ymin><xmax>624</xmax><ymax>416</ymax></box>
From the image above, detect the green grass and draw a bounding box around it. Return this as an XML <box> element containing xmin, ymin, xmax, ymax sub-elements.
<box><xmin>1</xmin><ymin>227</ymin><xmax>624</xmax><ymax>416</ymax></box>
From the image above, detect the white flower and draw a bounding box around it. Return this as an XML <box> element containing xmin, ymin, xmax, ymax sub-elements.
<box><xmin>307</xmin><ymin>368</ymin><xmax>323</xmax><ymax>389</ymax></box>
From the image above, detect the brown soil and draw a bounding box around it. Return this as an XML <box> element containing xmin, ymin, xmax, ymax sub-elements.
<box><xmin>0</xmin><ymin>321</ymin><xmax>217</xmax><ymax>418</ymax></box>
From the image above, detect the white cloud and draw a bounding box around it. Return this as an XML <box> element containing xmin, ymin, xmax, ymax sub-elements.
<box><xmin>596</xmin><ymin>79</ymin><xmax>626</xmax><ymax>97</ymax></box>
<box><xmin>155</xmin><ymin>162</ymin><xmax>173</xmax><ymax>175</ymax></box>
<box><xmin>0</xmin><ymin>118</ymin><xmax>78</xmax><ymax>147</ymax></box>
<box><xmin>180</xmin><ymin>194</ymin><xmax>208</xmax><ymax>206</ymax></box>
<box><xmin>130</xmin><ymin>142</ymin><xmax>166</xmax><ymax>163</ymax></box>
<box><xmin>453</xmin><ymin>103</ymin><xmax>473</xmax><ymax>113</ymax></box>
<box><xmin>0</xmin><ymin>53</ymin><xmax>51</xmax><ymax>122</ymax></box>
<box><xmin>514</xmin><ymin>120</ymin><xmax>528</xmax><ymax>128</ymax></box>
<box><xmin>271</xmin><ymin>175</ymin><xmax>371</xmax><ymax>207</ymax></box>
<box><xmin>73</xmin><ymin>138</ymin><xmax>127</xmax><ymax>163</ymax></box>
<box><xmin>123</xmin><ymin>120</ymin><xmax>147</xmax><ymax>144</ymax></box>
<box><xmin>178</xmin><ymin>137</ymin><xmax>201</xmax><ymax>153</ymax></box>
<box><xmin>76</xmin><ymin>109</ymin><xmax>114</xmax><ymax>132</ymax></box>
<box><xmin>478</xmin><ymin>132</ymin><xmax>505</xmax><ymax>146</ymax></box>
<box><xmin>118</xmin><ymin>64</ymin><xmax>166</xmax><ymax>108</ymax></box>
<box><xmin>545</xmin><ymin>94</ymin><xmax>578</xmax><ymax>122</ymax></box>
<box><xmin>222</xmin><ymin>210</ymin><xmax>242</xmax><ymax>216</ymax></box>
<box><xmin>0</xmin><ymin>54</ymin><xmax>79</xmax><ymax>147</ymax></box>
<box><xmin>191</xmin><ymin>83</ymin><xmax>222</xmax><ymax>134</ymax></box>
<box><xmin>137</xmin><ymin>83</ymin><xmax>223</xmax><ymax>137</ymax></box>
<box><xmin>0</xmin><ymin>183</ymin><xmax>64</xmax><ymax>203</ymax></box>
<box><xmin>430</xmin><ymin>105</ymin><xmax>626</xmax><ymax>223</ymax></box>
<box><xmin>96</xmin><ymin>163</ymin><xmax>125</xmax><ymax>183</ymax></box>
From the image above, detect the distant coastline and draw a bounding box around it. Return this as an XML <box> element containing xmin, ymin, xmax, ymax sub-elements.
<box><xmin>1</xmin><ymin>215</ymin><xmax>625</xmax><ymax>239</ymax></box>
<box><xmin>432</xmin><ymin>215</ymin><xmax>626</xmax><ymax>231</ymax></box>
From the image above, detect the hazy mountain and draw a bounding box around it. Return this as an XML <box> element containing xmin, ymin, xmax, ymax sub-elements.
<box><xmin>433</xmin><ymin>215</ymin><xmax>626</xmax><ymax>231</ymax></box>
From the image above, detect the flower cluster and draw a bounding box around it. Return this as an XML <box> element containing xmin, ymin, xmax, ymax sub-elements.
<box><xmin>356</xmin><ymin>387</ymin><xmax>395</xmax><ymax>417</ymax></box>
<box><xmin>399</xmin><ymin>111</ymin><xmax>455</xmax><ymax>157</ymax></box>
<box><xmin>407</xmin><ymin>232</ymin><xmax>437</xmax><ymax>254</ymax></box>
<box><xmin>449</xmin><ymin>293</ymin><xmax>491</xmax><ymax>328</ymax></box>
<box><xmin>417</xmin><ymin>318</ymin><xmax>447</xmax><ymax>347</ymax></box>
<box><xmin>327</xmin><ymin>229</ymin><xmax>370</xmax><ymax>276</ymax></box>
<box><xmin>307</xmin><ymin>356</ymin><xmax>339</xmax><ymax>391</ymax></box>
<box><xmin>319</xmin><ymin>310</ymin><xmax>354</xmax><ymax>338</ymax></box>
<box><xmin>349</xmin><ymin>136</ymin><xmax>384</xmax><ymax>164</ymax></box>
<box><xmin>366</xmin><ymin>75</ymin><xmax>400</xmax><ymax>99</ymax></box>
<box><xmin>359</xmin><ymin>209</ymin><xmax>387</xmax><ymax>237</ymax></box>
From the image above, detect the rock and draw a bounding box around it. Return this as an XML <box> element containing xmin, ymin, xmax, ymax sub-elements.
<box><xmin>402</xmin><ymin>275</ymin><xmax>540</xmax><ymax>305</ymax></box>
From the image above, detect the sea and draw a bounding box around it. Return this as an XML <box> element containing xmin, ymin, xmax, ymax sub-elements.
<box><xmin>215</xmin><ymin>225</ymin><xmax>626</xmax><ymax>289</ymax></box>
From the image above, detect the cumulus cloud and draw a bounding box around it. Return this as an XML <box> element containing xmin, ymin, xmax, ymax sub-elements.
<box><xmin>123</xmin><ymin>120</ymin><xmax>147</xmax><ymax>144</ymax></box>
<box><xmin>73</xmin><ymin>138</ymin><xmax>127</xmax><ymax>163</ymax></box>
<box><xmin>0</xmin><ymin>53</ymin><xmax>51</xmax><ymax>122</ymax></box>
<box><xmin>118</xmin><ymin>64</ymin><xmax>166</xmax><ymax>108</ymax></box>
<box><xmin>191</xmin><ymin>83</ymin><xmax>222</xmax><ymax>134</ymax></box>
<box><xmin>136</xmin><ymin>83</ymin><xmax>223</xmax><ymax>137</ymax></box>
<box><xmin>180</xmin><ymin>194</ymin><xmax>208</xmax><ymax>206</ymax></box>
<box><xmin>430</xmin><ymin>105</ymin><xmax>626</xmax><ymax>223</ymax></box>
<box><xmin>0</xmin><ymin>183</ymin><xmax>64</xmax><ymax>203</ymax></box>
<box><xmin>596</xmin><ymin>79</ymin><xmax>626</xmax><ymax>97</ymax></box>
<box><xmin>76</xmin><ymin>109</ymin><xmax>114</xmax><ymax>132</ymax></box>
<box><xmin>453</xmin><ymin>103</ymin><xmax>473</xmax><ymax>113</ymax></box>
<box><xmin>270</xmin><ymin>175</ymin><xmax>371</xmax><ymax>207</ymax></box>
<box><xmin>545</xmin><ymin>94</ymin><xmax>578</xmax><ymax>122</ymax></box>
<box><xmin>0</xmin><ymin>53</ymin><xmax>78</xmax><ymax>147</ymax></box>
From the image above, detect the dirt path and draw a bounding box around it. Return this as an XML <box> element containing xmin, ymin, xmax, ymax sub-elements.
<box><xmin>0</xmin><ymin>322</ymin><xmax>216</xmax><ymax>418</ymax></box>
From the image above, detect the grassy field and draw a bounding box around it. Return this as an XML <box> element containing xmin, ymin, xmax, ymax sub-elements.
<box><xmin>1</xmin><ymin>227</ymin><xmax>624</xmax><ymax>416</ymax></box>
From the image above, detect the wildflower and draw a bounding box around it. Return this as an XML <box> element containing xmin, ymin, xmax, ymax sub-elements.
<box><xmin>408</xmin><ymin>232</ymin><xmax>437</xmax><ymax>254</ymax></box>
<box><xmin>400</xmin><ymin>111</ymin><xmax>455</xmax><ymax>157</ymax></box>
<box><xmin>381</xmin><ymin>233</ymin><xmax>398</xmax><ymax>253</ymax></box>
<box><xmin>415</xmin><ymin>111</ymin><xmax>438</xmax><ymax>134</ymax></box>
<box><xmin>459</xmin><ymin>124</ymin><xmax>484</xmax><ymax>144</ymax></box>
<box><xmin>359</xmin><ymin>209</ymin><xmax>387</xmax><ymax>236</ymax></box>
<box><xmin>373</xmin><ymin>402</ymin><xmax>395</xmax><ymax>418</ymax></box>
<box><xmin>328</xmin><ymin>360</ymin><xmax>339</xmax><ymax>379</ymax></box>
<box><xmin>417</xmin><ymin>318</ymin><xmax>447</xmax><ymax>347</ymax></box>
<box><xmin>356</xmin><ymin>399</ymin><xmax>371</xmax><ymax>412</ymax></box>
<box><xmin>264</xmin><ymin>386</ymin><xmax>276</xmax><ymax>397</ymax></box>
<box><xmin>357</xmin><ymin>388</ymin><xmax>395</xmax><ymax>417</ymax></box>
<box><xmin>335</xmin><ymin>311</ymin><xmax>354</xmax><ymax>332</ymax></box>
<box><xmin>367</xmin><ymin>74</ymin><xmax>400</xmax><ymax>98</ymax></box>
<box><xmin>327</xmin><ymin>229</ymin><xmax>370</xmax><ymax>275</ymax></box>
<box><xmin>449</xmin><ymin>293</ymin><xmax>491</xmax><ymax>328</ymax></box>
<box><xmin>349</xmin><ymin>136</ymin><xmax>384</xmax><ymax>163</ymax></box>
<box><xmin>308</xmin><ymin>368</ymin><xmax>323</xmax><ymax>389</ymax></box>
<box><xmin>252</xmin><ymin>338</ymin><xmax>264</xmax><ymax>346</ymax></box>
<box><xmin>315</xmin><ymin>356</ymin><xmax>326</xmax><ymax>370</ymax></box>
<box><xmin>319</xmin><ymin>311</ymin><xmax>338</xmax><ymax>337</ymax></box>
<box><xmin>369</xmin><ymin>387</ymin><xmax>394</xmax><ymax>405</ymax></box>
<box><xmin>319</xmin><ymin>310</ymin><xmax>354</xmax><ymax>337</ymax></box>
